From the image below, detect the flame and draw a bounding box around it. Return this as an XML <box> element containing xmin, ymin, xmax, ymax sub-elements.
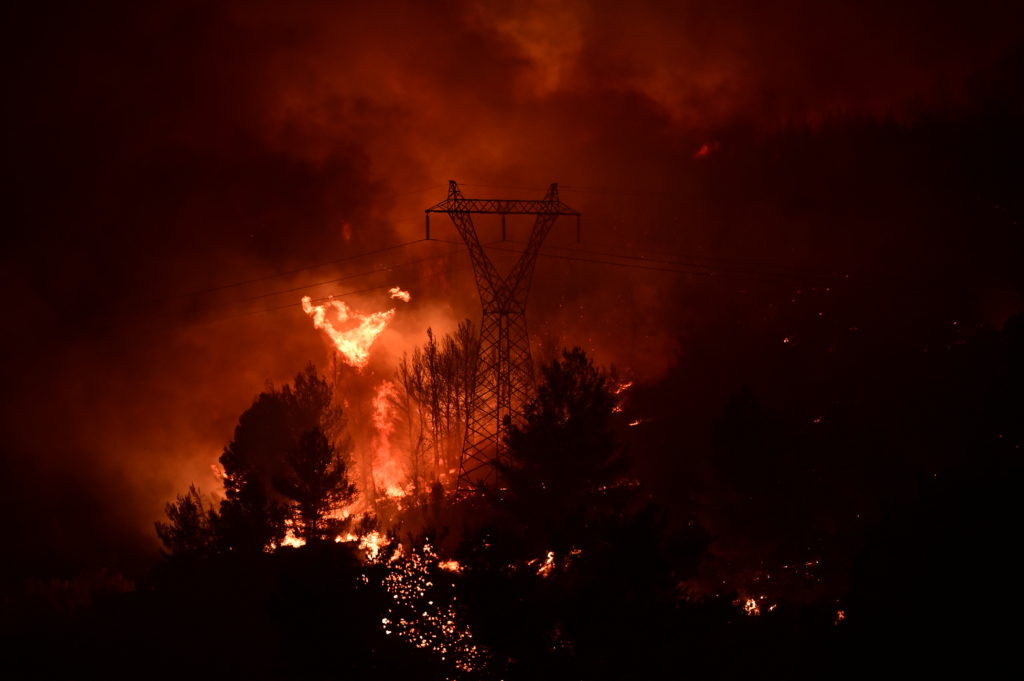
<box><xmin>536</xmin><ymin>550</ymin><xmax>555</xmax><ymax>578</ymax></box>
<box><xmin>613</xmin><ymin>380</ymin><xmax>632</xmax><ymax>414</ymax></box>
<box><xmin>743</xmin><ymin>597</ymin><xmax>760</xmax><ymax>616</ymax></box>
<box><xmin>300</xmin><ymin>295</ymin><xmax>395</xmax><ymax>368</ymax></box>
<box><xmin>371</xmin><ymin>380</ymin><xmax>408</xmax><ymax>498</ymax></box>
<box><xmin>388</xmin><ymin>286</ymin><xmax>412</xmax><ymax>302</ymax></box>
<box><xmin>281</xmin><ymin>528</ymin><xmax>306</xmax><ymax>549</ymax></box>
<box><xmin>380</xmin><ymin>543</ymin><xmax>488</xmax><ymax>673</ymax></box>
<box><xmin>438</xmin><ymin>560</ymin><xmax>462</xmax><ymax>573</ymax></box>
<box><xmin>359</xmin><ymin>530</ymin><xmax>389</xmax><ymax>561</ymax></box>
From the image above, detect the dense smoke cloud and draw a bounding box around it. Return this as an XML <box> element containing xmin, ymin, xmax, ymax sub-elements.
<box><xmin>2</xmin><ymin>0</ymin><xmax>1021</xmax><ymax>576</ymax></box>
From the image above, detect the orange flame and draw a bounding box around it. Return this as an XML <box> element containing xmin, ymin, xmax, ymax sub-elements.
<box><xmin>300</xmin><ymin>295</ymin><xmax>395</xmax><ymax>368</ymax></box>
<box><xmin>372</xmin><ymin>380</ymin><xmax>407</xmax><ymax>498</ymax></box>
<box><xmin>536</xmin><ymin>551</ymin><xmax>555</xmax><ymax>577</ymax></box>
<box><xmin>281</xmin><ymin>527</ymin><xmax>306</xmax><ymax>548</ymax></box>
<box><xmin>388</xmin><ymin>286</ymin><xmax>412</xmax><ymax>302</ymax></box>
<box><xmin>359</xmin><ymin>530</ymin><xmax>389</xmax><ymax>561</ymax></box>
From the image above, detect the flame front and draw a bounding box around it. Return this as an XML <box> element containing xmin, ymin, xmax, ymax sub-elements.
<box><xmin>372</xmin><ymin>380</ymin><xmax>407</xmax><ymax>498</ymax></box>
<box><xmin>300</xmin><ymin>295</ymin><xmax>395</xmax><ymax>369</ymax></box>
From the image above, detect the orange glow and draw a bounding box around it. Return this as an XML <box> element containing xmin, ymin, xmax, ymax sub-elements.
<box><xmin>536</xmin><ymin>551</ymin><xmax>555</xmax><ymax>577</ymax></box>
<box><xmin>371</xmin><ymin>380</ymin><xmax>408</xmax><ymax>498</ymax></box>
<box><xmin>300</xmin><ymin>294</ymin><xmax>395</xmax><ymax>368</ymax></box>
<box><xmin>743</xmin><ymin>597</ymin><xmax>760</xmax><ymax>616</ymax></box>
<box><xmin>359</xmin><ymin>530</ymin><xmax>389</xmax><ymax>561</ymax></box>
<box><xmin>281</xmin><ymin>529</ymin><xmax>306</xmax><ymax>548</ymax></box>
<box><xmin>693</xmin><ymin>141</ymin><xmax>719</xmax><ymax>158</ymax></box>
<box><xmin>438</xmin><ymin>560</ymin><xmax>462</xmax><ymax>573</ymax></box>
<box><xmin>388</xmin><ymin>286</ymin><xmax>412</xmax><ymax>302</ymax></box>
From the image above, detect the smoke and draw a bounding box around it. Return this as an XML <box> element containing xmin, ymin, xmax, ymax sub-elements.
<box><xmin>2</xmin><ymin>0</ymin><xmax>1022</xmax><ymax>576</ymax></box>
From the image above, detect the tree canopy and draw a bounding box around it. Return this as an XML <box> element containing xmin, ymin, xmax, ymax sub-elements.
<box><xmin>217</xmin><ymin>363</ymin><xmax>349</xmax><ymax>551</ymax></box>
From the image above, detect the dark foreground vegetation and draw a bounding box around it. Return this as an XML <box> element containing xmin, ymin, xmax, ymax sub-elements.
<box><xmin>4</xmin><ymin>314</ymin><xmax>1022</xmax><ymax>680</ymax></box>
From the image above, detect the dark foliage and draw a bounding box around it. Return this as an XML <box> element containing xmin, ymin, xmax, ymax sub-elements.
<box><xmin>274</xmin><ymin>426</ymin><xmax>356</xmax><ymax>542</ymax></box>
<box><xmin>218</xmin><ymin>363</ymin><xmax>346</xmax><ymax>552</ymax></box>
<box><xmin>154</xmin><ymin>484</ymin><xmax>219</xmax><ymax>557</ymax></box>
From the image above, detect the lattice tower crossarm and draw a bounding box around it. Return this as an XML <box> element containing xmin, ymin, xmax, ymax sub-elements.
<box><xmin>425</xmin><ymin>181</ymin><xmax>580</xmax><ymax>491</ymax></box>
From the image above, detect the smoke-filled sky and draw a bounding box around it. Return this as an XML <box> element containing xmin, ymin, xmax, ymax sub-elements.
<box><xmin>2</xmin><ymin>0</ymin><xmax>1022</xmax><ymax>578</ymax></box>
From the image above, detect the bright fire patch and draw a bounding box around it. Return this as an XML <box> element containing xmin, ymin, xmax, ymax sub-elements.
<box><xmin>301</xmin><ymin>295</ymin><xmax>394</xmax><ymax>368</ymax></box>
<box><xmin>388</xmin><ymin>286</ymin><xmax>412</xmax><ymax>302</ymax></box>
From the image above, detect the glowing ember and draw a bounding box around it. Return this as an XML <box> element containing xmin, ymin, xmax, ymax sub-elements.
<box><xmin>743</xmin><ymin>597</ymin><xmax>761</xmax><ymax>616</ymax></box>
<box><xmin>536</xmin><ymin>550</ymin><xmax>555</xmax><ymax>578</ymax></box>
<box><xmin>438</xmin><ymin>560</ymin><xmax>462</xmax><ymax>573</ymax></box>
<box><xmin>359</xmin><ymin>530</ymin><xmax>389</xmax><ymax>561</ymax></box>
<box><xmin>388</xmin><ymin>286</ymin><xmax>412</xmax><ymax>302</ymax></box>
<box><xmin>381</xmin><ymin>543</ymin><xmax>488</xmax><ymax>674</ymax></box>
<box><xmin>835</xmin><ymin>609</ymin><xmax>846</xmax><ymax>624</ymax></box>
<box><xmin>300</xmin><ymin>295</ymin><xmax>394</xmax><ymax>368</ymax></box>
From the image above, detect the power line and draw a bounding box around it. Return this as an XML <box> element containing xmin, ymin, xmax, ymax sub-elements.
<box><xmin>431</xmin><ymin>238</ymin><xmax>822</xmax><ymax>285</ymax></box>
<box><xmin>529</xmin><ymin>241</ymin><xmax>836</xmax><ymax>283</ymax></box>
<box><xmin>183</xmin><ymin>238</ymin><xmax>428</xmax><ymax>297</ymax></box>
<box><xmin>206</xmin><ymin>243</ymin><xmax>463</xmax><ymax>309</ymax></box>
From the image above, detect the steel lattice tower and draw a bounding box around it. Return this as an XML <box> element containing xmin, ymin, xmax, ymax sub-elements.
<box><xmin>425</xmin><ymin>180</ymin><xmax>580</xmax><ymax>490</ymax></box>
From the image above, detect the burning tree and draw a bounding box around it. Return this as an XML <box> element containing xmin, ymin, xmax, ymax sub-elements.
<box><xmin>394</xmin><ymin>321</ymin><xmax>478</xmax><ymax>493</ymax></box>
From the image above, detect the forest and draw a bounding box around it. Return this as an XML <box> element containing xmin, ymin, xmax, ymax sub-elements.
<box><xmin>7</xmin><ymin>312</ymin><xmax>1021</xmax><ymax>680</ymax></box>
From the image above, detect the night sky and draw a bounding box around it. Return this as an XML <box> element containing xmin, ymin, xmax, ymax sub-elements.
<box><xmin>3</xmin><ymin>0</ymin><xmax>1022</xmax><ymax>589</ymax></box>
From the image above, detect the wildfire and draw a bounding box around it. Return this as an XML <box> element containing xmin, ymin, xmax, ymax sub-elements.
<box><xmin>536</xmin><ymin>551</ymin><xmax>556</xmax><ymax>578</ymax></box>
<box><xmin>380</xmin><ymin>543</ymin><xmax>488</xmax><ymax>674</ymax></box>
<box><xmin>300</xmin><ymin>293</ymin><xmax>405</xmax><ymax>369</ymax></box>
<box><xmin>371</xmin><ymin>380</ymin><xmax>408</xmax><ymax>499</ymax></box>
<box><xmin>388</xmin><ymin>286</ymin><xmax>412</xmax><ymax>302</ymax></box>
<box><xmin>359</xmin><ymin>530</ymin><xmax>389</xmax><ymax>561</ymax></box>
<box><xmin>281</xmin><ymin>526</ymin><xmax>306</xmax><ymax>549</ymax></box>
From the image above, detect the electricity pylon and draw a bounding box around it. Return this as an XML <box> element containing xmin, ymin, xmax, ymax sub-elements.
<box><xmin>425</xmin><ymin>180</ymin><xmax>580</xmax><ymax>490</ymax></box>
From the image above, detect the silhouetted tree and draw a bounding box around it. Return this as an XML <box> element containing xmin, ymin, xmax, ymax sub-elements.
<box><xmin>155</xmin><ymin>484</ymin><xmax>220</xmax><ymax>557</ymax></box>
<box><xmin>395</xmin><ymin>320</ymin><xmax>478</xmax><ymax>490</ymax></box>
<box><xmin>218</xmin><ymin>363</ymin><xmax>346</xmax><ymax>552</ymax></box>
<box><xmin>275</xmin><ymin>426</ymin><xmax>356</xmax><ymax>542</ymax></box>
<box><xmin>454</xmin><ymin>348</ymin><xmax>716</xmax><ymax>679</ymax></box>
<box><xmin>495</xmin><ymin>347</ymin><xmax>626</xmax><ymax>561</ymax></box>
